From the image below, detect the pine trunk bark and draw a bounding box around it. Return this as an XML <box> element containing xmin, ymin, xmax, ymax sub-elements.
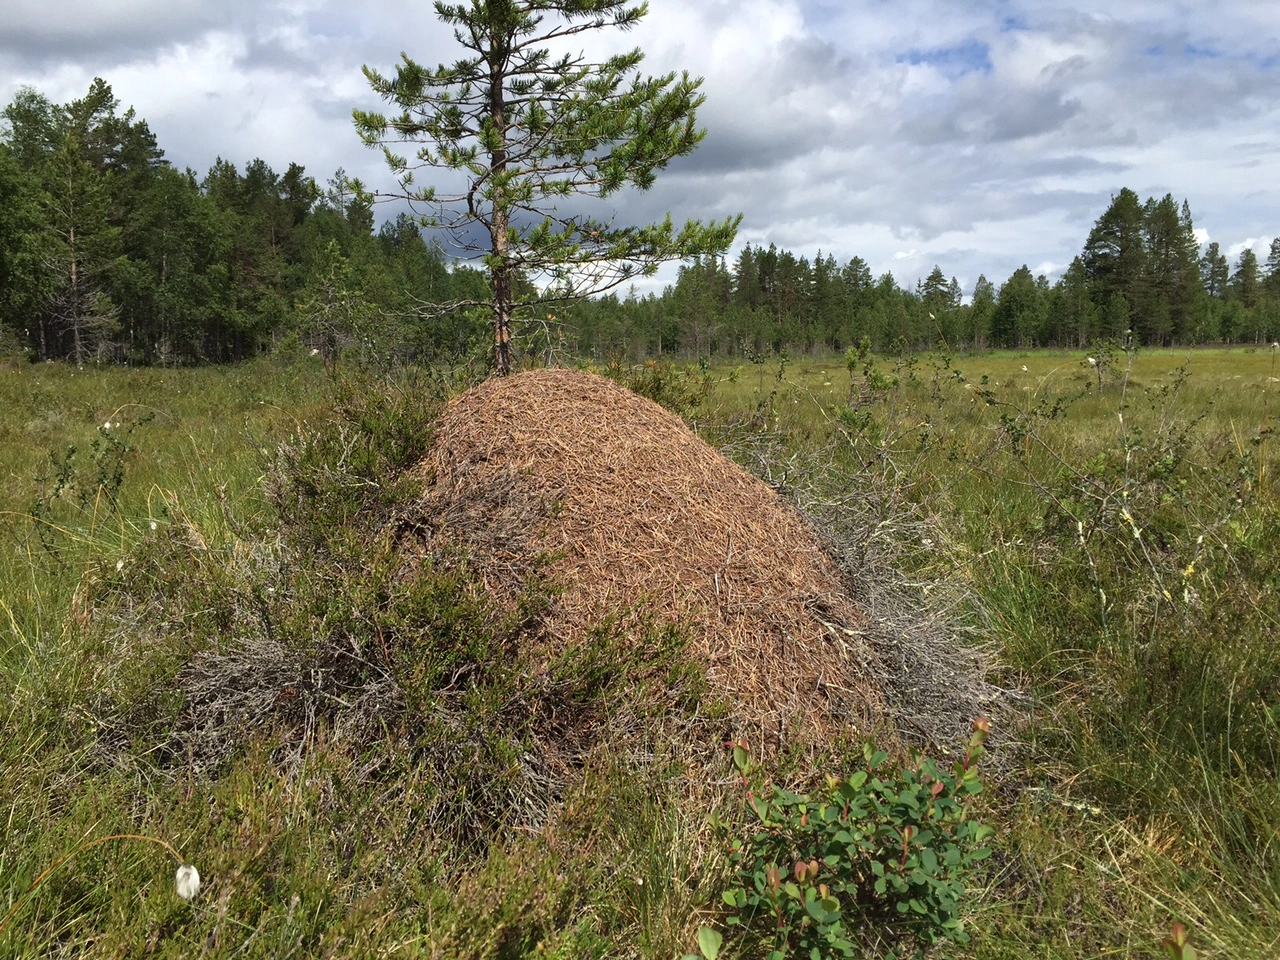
<box><xmin>489</xmin><ymin>51</ymin><xmax>512</xmax><ymax>376</ymax></box>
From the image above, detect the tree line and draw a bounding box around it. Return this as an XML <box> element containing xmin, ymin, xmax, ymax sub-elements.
<box><xmin>566</xmin><ymin>191</ymin><xmax>1280</xmax><ymax>359</ymax></box>
<box><xmin>0</xmin><ymin>79</ymin><xmax>490</xmax><ymax>364</ymax></box>
<box><xmin>3</xmin><ymin>79</ymin><xmax>1278</xmax><ymax>366</ymax></box>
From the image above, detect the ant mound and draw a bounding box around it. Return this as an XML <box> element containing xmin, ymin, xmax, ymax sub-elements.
<box><xmin>412</xmin><ymin>368</ymin><xmax>885</xmax><ymax>745</ymax></box>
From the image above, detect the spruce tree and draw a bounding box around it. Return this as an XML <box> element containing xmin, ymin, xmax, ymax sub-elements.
<box><xmin>1138</xmin><ymin>194</ymin><xmax>1203</xmax><ymax>345</ymax></box>
<box><xmin>917</xmin><ymin>265</ymin><xmax>950</xmax><ymax>311</ymax></box>
<box><xmin>1052</xmin><ymin>256</ymin><xmax>1096</xmax><ymax>347</ymax></box>
<box><xmin>0</xmin><ymin>143</ymin><xmax>48</xmax><ymax>346</ymax></box>
<box><xmin>355</xmin><ymin>0</ymin><xmax>739</xmax><ymax>374</ymax></box>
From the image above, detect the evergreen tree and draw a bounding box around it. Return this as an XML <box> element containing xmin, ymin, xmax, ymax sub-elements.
<box><xmin>1050</xmin><ymin>257</ymin><xmax>1096</xmax><ymax>347</ymax></box>
<box><xmin>967</xmin><ymin>275</ymin><xmax>995</xmax><ymax>349</ymax></box>
<box><xmin>113</xmin><ymin>165</ymin><xmax>227</xmax><ymax>362</ymax></box>
<box><xmin>295</xmin><ymin>239</ymin><xmax>385</xmax><ymax>362</ymax></box>
<box><xmin>1231</xmin><ymin>248</ymin><xmax>1261</xmax><ymax>308</ymax></box>
<box><xmin>0</xmin><ymin>144</ymin><xmax>49</xmax><ymax>347</ymax></box>
<box><xmin>1264</xmin><ymin>237</ymin><xmax>1280</xmax><ymax>301</ymax></box>
<box><xmin>355</xmin><ymin>0</ymin><xmax>739</xmax><ymax>375</ymax></box>
<box><xmin>1142</xmin><ymin>195</ymin><xmax>1196</xmax><ymax>344</ymax></box>
<box><xmin>732</xmin><ymin>245</ymin><xmax>761</xmax><ymax>310</ymax></box>
<box><xmin>916</xmin><ymin>265</ymin><xmax>950</xmax><ymax>316</ymax></box>
<box><xmin>1083</xmin><ymin>188</ymin><xmax>1148</xmax><ymax>339</ymax></box>
<box><xmin>756</xmin><ymin>245</ymin><xmax>779</xmax><ymax>304</ymax></box>
<box><xmin>1</xmin><ymin>87</ymin><xmax>62</xmax><ymax>168</ymax></box>
<box><xmin>201</xmin><ymin>157</ymin><xmax>296</xmax><ymax>356</ymax></box>
<box><xmin>839</xmin><ymin>256</ymin><xmax>874</xmax><ymax>345</ymax></box>
<box><xmin>38</xmin><ymin>130</ymin><xmax>123</xmax><ymax>362</ymax></box>
<box><xmin>771</xmin><ymin>249</ymin><xmax>809</xmax><ymax>346</ymax></box>
<box><xmin>63</xmin><ymin>78</ymin><xmax>164</xmax><ymax>177</ymax></box>
<box><xmin>1201</xmin><ymin>242</ymin><xmax>1229</xmax><ymax>298</ymax></box>
<box><xmin>812</xmin><ymin>252</ymin><xmax>842</xmax><ymax>348</ymax></box>
<box><xmin>1172</xmin><ymin>200</ymin><xmax>1208</xmax><ymax>342</ymax></box>
<box><xmin>672</xmin><ymin>255</ymin><xmax>730</xmax><ymax>355</ymax></box>
<box><xmin>992</xmin><ymin>265</ymin><xmax>1043</xmax><ymax>348</ymax></box>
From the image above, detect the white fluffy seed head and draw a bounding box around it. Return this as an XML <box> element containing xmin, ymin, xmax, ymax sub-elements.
<box><xmin>175</xmin><ymin>864</ymin><xmax>201</xmax><ymax>900</ymax></box>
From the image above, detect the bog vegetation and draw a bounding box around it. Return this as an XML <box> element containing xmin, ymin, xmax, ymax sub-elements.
<box><xmin>2</xmin><ymin>344</ymin><xmax>1278</xmax><ymax>958</ymax></box>
<box><xmin>2</xmin><ymin>4</ymin><xmax>1279</xmax><ymax>956</ymax></box>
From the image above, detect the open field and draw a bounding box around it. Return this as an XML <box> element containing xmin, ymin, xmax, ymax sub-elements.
<box><xmin>0</xmin><ymin>361</ymin><xmax>332</xmax><ymax>651</ymax></box>
<box><xmin>704</xmin><ymin>345</ymin><xmax>1280</xmax><ymax>958</ymax></box>
<box><xmin>2</xmin><ymin>347</ymin><xmax>1279</xmax><ymax>958</ymax></box>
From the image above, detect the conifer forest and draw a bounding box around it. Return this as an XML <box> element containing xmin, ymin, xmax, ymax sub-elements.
<box><xmin>2</xmin><ymin>79</ymin><xmax>1278</xmax><ymax>366</ymax></box>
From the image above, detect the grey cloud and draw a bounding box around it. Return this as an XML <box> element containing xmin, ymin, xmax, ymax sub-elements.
<box><xmin>985</xmin><ymin>91</ymin><xmax>1082</xmax><ymax>142</ymax></box>
<box><xmin>899</xmin><ymin>110</ymin><xmax>965</xmax><ymax>147</ymax></box>
<box><xmin>0</xmin><ymin>0</ymin><xmax>246</xmax><ymax>63</ymax></box>
<box><xmin>312</xmin><ymin>92</ymin><xmax>363</xmax><ymax>126</ymax></box>
<box><xmin>679</xmin><ymin>121</ymin><xmax>811</xmax><ymax>174</ymax></box>
<box><xmin>234</xmin><ymin>36</ymin><xmax>319</xmax><ymax>74</ymax></box>
<box><xmin>1024</xmin><ymin>155</ymin><xmax>1130</xmax><ymax>176</ymax></box>
<box><xmin>672</xmin><ymin>32</ymin><xmax>869</xmax><ymax>176</ymax></box>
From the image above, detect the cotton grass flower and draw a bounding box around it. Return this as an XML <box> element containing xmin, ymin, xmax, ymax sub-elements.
<box><xmin>175</xmin><ymin>864</ymin><xmax>201</xmax><ymax>900</ymax></box>
<box><xmin>0</xmin><ymin>835</ymin><xmax>197</xmax><ymax>937</ymax></box>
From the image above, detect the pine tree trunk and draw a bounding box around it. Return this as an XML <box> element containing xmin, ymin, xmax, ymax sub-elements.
<box><xmin>492</xmin><ymin>218</ymin><xmax>512</xmax><ymax>377</ymax></box>
<box><xmin>489</xmin><ymin>51</ymin><xmax>512</xmax><ymax>376</ymax></box>
<box><xmin>70</xmin><ymin>223</ymin><xmax>83</xmax><ymax>365</ymax></box>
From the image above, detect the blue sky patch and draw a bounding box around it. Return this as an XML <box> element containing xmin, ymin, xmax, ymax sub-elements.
<box><xmin>898</xmin><ymin>39</ymin><xmax>993</xmax><ymax>78</ymax></box>
<box><xmin>1183</xmin><ymin>43</ymin><xmax>1219</xmax><ymax>60</ymax></box>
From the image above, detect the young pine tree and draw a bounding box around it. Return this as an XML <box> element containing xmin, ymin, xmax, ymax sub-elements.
<box><xmin>354</xmin><ymin>0</ymin><xmax>739</xmax><ymax>374</ymax></box>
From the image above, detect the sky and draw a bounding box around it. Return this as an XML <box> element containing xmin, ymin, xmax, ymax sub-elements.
<box><xmin>2</xmin><ymin>0</ymin><xmax>1279</xmax><ymax>297</ymax></box>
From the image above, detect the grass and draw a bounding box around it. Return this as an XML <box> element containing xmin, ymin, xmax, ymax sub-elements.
<box><xmin>2</xmin><ymin>345</ymin><xmax>1279</xmax><ymax>958</ymax></box>
<box><xmin>698</xmin><ymin>344</ymin><xmax>1280</xmax><ymax>958</ymax></box>
<box><xmin>1</xmin><ymin>359</ymin><xmax>732</xmax><ymax>959</ymax></box>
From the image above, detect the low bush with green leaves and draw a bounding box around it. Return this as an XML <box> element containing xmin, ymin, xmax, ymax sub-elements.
<box><xmin>597</xmin><ymin>356</ymin><xmax>717</xmax><ymax>418</ymax></box>
<box><xmin>709</xmin><ymin>720</ymin><xmax>993</xmax><ymax>959</ymax></box>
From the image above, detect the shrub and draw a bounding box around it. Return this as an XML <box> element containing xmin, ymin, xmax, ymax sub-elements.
<box><xmin>716</xmin><ymin>720</ymin><xmax>993</xmax><ymax>959</ymax></box>
<box><xmin>598</xmin><ymin>356</ymin><xmax>716</xmax><ymax>418</ymax></box>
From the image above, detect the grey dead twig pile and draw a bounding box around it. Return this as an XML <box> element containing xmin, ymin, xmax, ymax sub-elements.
<box><xmin>720</xmin><ymin>424</ymin><xmax>1017</xmax><ymax>762</ymax></box>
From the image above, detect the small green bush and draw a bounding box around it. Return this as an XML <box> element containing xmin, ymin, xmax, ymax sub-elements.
<box><xmin>716</xmin><ymin>720</ymin><xmax>993</xmax><ymax>959</ymax></box>
<box><xmin>598</xmin><ymin>356</ymin><xmax>715</xmax><ymax>417</ymax></box>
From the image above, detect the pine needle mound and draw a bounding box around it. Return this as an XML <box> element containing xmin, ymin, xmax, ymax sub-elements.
<box><xmin>412</xmin><ymin>368</ymin><xmax>886</xmax><ymax>743</ymax></box>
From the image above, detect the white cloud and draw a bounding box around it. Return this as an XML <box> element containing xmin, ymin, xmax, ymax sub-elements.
<box><xmin>1225</xmin><ymin>237</ymin><xmax>1274</xmax><ymax>261</ymax></box>
<box><xmin>2</xmin><ymin>0</ymin><xmax>1278</xmax><ymax>294</ymax></box>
